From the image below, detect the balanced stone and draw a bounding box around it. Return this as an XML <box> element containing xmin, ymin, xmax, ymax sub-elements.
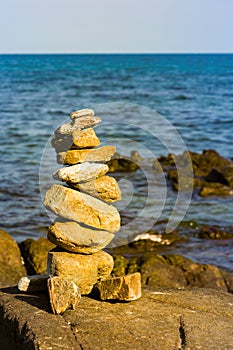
<box><xmin>53</xmin><ymin>162</ymin><xmax>109</xmax><ymax>183</ymax></box>
<box><xmin>96</xmin><ymin>272</ymin><xmax>142</xmax><ymax>301</ymax></box>
<box><xmin>69</xmin><ymin>176</ymin><xmax>121</xmax><ymax>202</ymax></box>
<box><xmin>57</xmin><ymin>146</ymin><xmax>116</xmax><ymax>165</ymax></box>
<box><xmin>18</xmin><ymin>275</ymin><xmax>49</xmax><ymax>292</ymax></box>
<box><xmin>72</xmin><ymin>127</ymin><xmax>100</xmax><ymax>148</ymax></box>
<box><xmin>48</xmin><ymin>249</ymin><xmax>114</xmax><ymax>294</ymax></box>
<box><xmin>55</xmin><ymin>116</ymin><xmax>101</xmax><ymax>137</ymax></box>
<box><xmin>47</xmin><ymin>276</ymin><xmax>81</xmax><ymax>314</ymax></box>
<box><xmin>44</xmin><ymin>184</ymin><xmax>121</xmax><ymax>233</ymax></box>
<box><xmin>48</xmin><ymin>220</ymin><xmax>114</xmax><ymax>254</ymax></box>
<box><xmin>70</xmin><ymin>108</ymin><xmax>94</xmax><ymax>120</ymax></box>
<box><xmin>51</xmin><ymin>136</ymin><xmax>73</xmax><ymax>153</ymax></box>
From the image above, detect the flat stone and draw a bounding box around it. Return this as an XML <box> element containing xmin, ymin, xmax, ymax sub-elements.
<box><xmin>72</xmin><ymin>127</ymin><xmax>100</xmax><ymax>148</ymax></box>
<box><xmin>0</xmin><ymin>229</ymin><xmax>27</xmax><ymax>287</ymax></box>
<box><xmin>18</xmin><ymin>274</ymin><xmax>49</xmax><ymax>292</ymax></box>
<box><xmin>48</xmin><ymin>219</ymin><xmax>114</xmax><ymax>254</ymax></box>
<box><xmin>48</xmin><ymin>276</ymin><xmax>81</xmax><ymax>315</ymax></box>
<box><xmin>51</xmin><ymin>135</ymin><xmax>73</xmax><ymax>153</ymax></box>
<box><xmin>55</xmin><ymin>116</ymin><xmax>101</xmax><ymax>137</ymax></box>
<box><xmin>53</xmin><ymin>162</ymin><xmax>109</xmax><ymax>183</ymax></box>
<box><xmin>44</xmin><ymin>184</ymin><xmax>120</xmax><ymax>233</ymax></box>
<box><xmin>68</xmin><ymin>175</ymin><xmax>121</xmax><ymax>202</ymax></box>
<box><xmin>57</xmin><ymin>145</ymin><xmax>116</xmax><ymax>165</ymax></box>
<box><xmin>47</xmin><ymin>249</ymin><xmax>114</xmax><ymax>294</ymax></box>
<box><xmin>96</xmin><ymin>272</ymin><xmax>142</xmax><ymax>301</ymax></box>
<box><xmin>70</xmin><ymin>108</ymin><xmax>94</xmax><ymax>120</ymax></box>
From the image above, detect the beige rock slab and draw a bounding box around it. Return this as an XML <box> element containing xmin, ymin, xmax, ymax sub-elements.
<box><xmin>53</xmin><ymin>162</ymin><xmax>109</xmax><ymax>183</ymax></box>
<box><xmin>18</xmin><ymin>274</ymin><xmax>49</xmax><ymax>292</ymax></box>
<box><xmin>48</xmin><ymin>220</ymin><xmax>114</xmax><ymax>254</ymax></box>
<box><xmin>68</xmin><ymin>175</ymin><xmax>121</xmax><ymax>202</ymax></box>
<box><xmin>48</xmin><ymin>276</ymin><xmax>81</xmax><ymax>314</ymax></box>
<box><xmin>57</xmin><ymin>145</ymin><xmax>116</xmax><ymax>165</ymax></box>
<box><xmin>44</xmin><ymin>184</ymin><xmax>121</xmax><ymax>233</ymax></box>
<box><xmin>96</xmin><ymin>272</ymin><xmax>142</xmax><ymax>301</ymax></box>
<box><xmin>70</xmin><ymin>108</ymin><xmax>94</xmax><ymax>120</ymax></box>
<box><xmin>55</xmin><ymin>116</ymin><xmax>101</xmax><ymax>137</ymax></box>
<box><xmin>47</xmin><ymin>249</ymin><xmax>114</xmax><ymax>294</ymax></box>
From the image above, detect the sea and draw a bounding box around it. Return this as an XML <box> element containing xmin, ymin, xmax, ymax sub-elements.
<box><xmin>0</xmin><ymin>54</ymin><xmax>233</xmax><ymax>271</ymax></box>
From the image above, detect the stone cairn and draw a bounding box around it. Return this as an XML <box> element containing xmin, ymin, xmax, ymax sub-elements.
<box><xmin>18</xmin><ymin>108</ymin><xmax>141</xmax><ymax>314</ymax></box>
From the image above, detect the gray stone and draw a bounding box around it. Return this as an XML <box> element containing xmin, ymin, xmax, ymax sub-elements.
<box><xmin>70</xmin><ymin>108</ymin><xmax>94</xmax><ymax>120</ymax></box>
<box><xmin>18</xmin><ymin>274</ymin><xmax>49</xmax><ymax>292</ymax></box>
<box><xmin>48</xmin><ymin>276</ymin><xmax>81</xmax><ymax>315</ymax></box>
<box><xmin>55</xmin><ymin>116</ymin><xmax>101</xmax><ymax>137</ymax></box>
<box><xmin>53</xmin><ymin>162</ymin><xmax>109</xmax><ymax>183</ymax></box>
<box><xmin>48</xmin><ymin>219</ymin><xmax>114</xmax><ymax>254</ymax></box>
<box><xmin>44</xmin><ymin>184</ymin><xmax>121</xmax><ymax>233</ymax></box>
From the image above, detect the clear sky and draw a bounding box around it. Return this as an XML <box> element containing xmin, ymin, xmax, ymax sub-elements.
<box><xmin>1</xmin><ymin>0</ymin><xmax>232</xmax><ymax>53</ymax></box>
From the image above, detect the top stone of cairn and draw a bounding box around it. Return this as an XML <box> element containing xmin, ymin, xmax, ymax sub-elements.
<box><xmin>70</xmin><ymin>108</ymin><xmax>95</xmax><ymax>120</ymax></box>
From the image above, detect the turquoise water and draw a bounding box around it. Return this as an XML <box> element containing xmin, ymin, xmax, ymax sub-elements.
<box><xmin>0</xmin><ymin>54</ymin><xmax>233</xmax><ymax>270</ymax></box>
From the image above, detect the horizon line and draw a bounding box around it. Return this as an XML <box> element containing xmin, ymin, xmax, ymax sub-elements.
<box><xmin>0</xmin><ymin>51</ymin><xmax>233</xmax><ymax>55</ymax></box>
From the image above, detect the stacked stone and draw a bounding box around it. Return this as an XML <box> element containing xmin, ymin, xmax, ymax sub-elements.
<box><xmin>18</xmin><ymin>108</ymin><xmax>142</xmax><ymax>314</ymax></box>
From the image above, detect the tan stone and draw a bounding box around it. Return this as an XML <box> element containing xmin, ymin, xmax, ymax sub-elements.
<box><xmin>48</xmin><ymin>276</ymin><xmax>81</xmax><ymax>314</ymax></box>
<box><xmin>70</xmin><ymin>108</ymin><xmax>94</xmax><ymax>120</ymax></box>
<box><xmin>69</xmin><ymin>176</ymin><xmax>121</xmax><ymax>202</ymax></box>
<box><xmin>55</xmin><ymin>116</ymin><xmax>101</xmax><ymax>137</ymax></box>
<box><xmin>48</xmin><ymin>220</ymin><xmax>114</xmax><ymax>254</ymax></box>
<box><xmin>44</xmin><ymin>184</ymin><xmax>121</xmax><ymax>233</ymax></box>
<box><xmin>48</xmin><ymin>249</ymin><xmax>114</xmax><ymax>294</ymax></box>
<box><xmin>72</xmin><ymin>127</ymin><xmax>100</xmax><ymax>148</ymax></box>
<box><xmin>18</xmin><ymin>275</ymin><xmax>49</xmax><ymax>292</ymax></box>
<box><xmin>96</xmin><ymin>272</ymin><xmax>142</xmax><ymax>301</ymax></box>
<box><xmin>57</xmin><ymin>146</ymin><xmax>116</xmax><ymax>165</ymax></box>
<box><xmin>53</xmin><ymin>162</ymin><xmax>109</xmax><ymax>183</ymax></box>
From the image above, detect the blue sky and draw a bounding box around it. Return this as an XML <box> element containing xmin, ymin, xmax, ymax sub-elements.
<box><xmin>1</xmin><ymin>0</ymin><xmax>232</xmax><ymax>53</ymax></box>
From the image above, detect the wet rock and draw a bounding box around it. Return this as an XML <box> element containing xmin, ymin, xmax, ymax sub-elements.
<box><xmin>48</xmin><ymin>276</ymin><xmax>81</xmax><ymax>314</ymax></box>
<box><xmin>205</xmin><ymin>168</ymin><xmax>229</xmax><ymax>185</ymax></box>
<box><xmin>197</xmin><ymin>225</ymin><xmax>233</xmax><ymax>240</ymax></box>
<box><xmin>53</xmin><ymin>162</ymin><xmax>109</xmax><ymax>183</ymax></box>
<box><xmin>48</xmin><ymin>219</ymin><xmax>114</xmax><ymax>254</ymax></box>
<box><xmin>112</xmin><ymin>255</ymin><xmax>129</xmax><ymax>277</ymax></box>
<box><xmin>68</xmin><ymin>175</ymin><xmax>121</xmax><ymax>202</ymax></box>
<box><xmin>18</xmin><ymin>274</ymin><xmax>49</xmax><ymax>292</ymax></box>
<box><xmin>96</xmin><ymin>272</ymin><xmax>142</xmax><ymax>301</ymax></box>
<box><xmin>199</xmin><ymin>182</ymin><xmax>233</xmax><ymax>196</ymax></box>
<box><xmin>107</xmin><ymin>153</ymin><xmax>139</xmax><ymax>173</ymax></box>
<box><xmin>48</xmin><ymin>248</ymin><xmax>114</xmax><ymax>294</ymax></box>
<box><xmin>70</xmin><ymin>108</ymin><xmax>94</xmax><ymax>120</ymax></box>
<box><xmin>57</xmin><ymin>145</ymin><xmax>116</xmax><ymax>165</ymax></box>
<box><xmin>19</xmin><ymin>237</ymin><xmax>55</xmax><ymax>275</ymax></box>
<box><xmin>55</xmin><ymin>116</ymin><xmax>101</xmax><ymax>137</ymax></box>
<box><xmin>0</xmin><ymin>229</ymin><xmax>26</xmax><ymax>287</ymax></box>
<box><xmin>44</xmin><ymin>184</ymin><xmax>121</xmax><ymax>233</ymax></box>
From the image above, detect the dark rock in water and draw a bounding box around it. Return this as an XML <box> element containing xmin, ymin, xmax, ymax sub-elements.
<box><xmin>0</xmin><ymin>229</ymin><xmax>27</xmax><ymax>287</ymax></box>
<box><xmin>196</xmin><ymin>225</ymin><xmax>233</xmax><ymax>240</ymax></box>
<box><xmin>205</xmin><ymin>168</ymin><xmax>229</xmax><ymax>185</ymax></box>
<box><xmin>19</xmin><ymin>237</ymin><xmax>55</xmax><ymax>275</ymax></box>
<box><xmin>199</xmin><ymin>182</ymin><xmax>233</xmax><ymax>196</ymax></box>
<box><xmin>107</xmin><ymin>152</ymin><xmax>139</xmax><ymax>173</ymax></box>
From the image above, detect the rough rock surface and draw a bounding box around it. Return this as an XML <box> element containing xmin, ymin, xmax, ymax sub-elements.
<box><xmin>18</xmin><ymin>274</ymin><xmax>49</xmax><ymax>292</ymax></box>
<box><xmin>96</xmin><ymin>272</ymin><xmax>142</xmax><ymax>301</ymax></box>
<box><xmin>1</xmin><ymin>286</ymin><xmax>233</xmax><ymax>350</ymax></box>
<box><xmin>48</xmin><ymin>249</ymin><xmax>114</xmax><ymax>294</ymax></box>
<box><xmin>68</xmin><ymin>175</ymin><xmax>121</xmax><ymax>202</ymax></box>
<box><xmin>48</xmin><ymin>220</ymin><xmax>114</xmax><ymax>254</ymax></box>
<box><xmin>48</xmin><ymin>276</ymin><xmax>81</xmax><ymax>315</ymax></box>
<box><xmin>44</xmin><ymin>184</ymin><xmax>121</xmax><ymax>233</ymax></box>
<box><xmin>70</xmin><ymin>108</ymin><xmax>94</xmax><ymax>120</ymax></box>
<box><xmin>55</xmin><ymin>116</ymin><xmax>101</xmax><ymax>137</ymax></box>
<box><xmin>0</xmin><ymin>229</ymin><xmax>26</xmax><ymax>287</ymax></box>
<box><xmin>57</xmin><ymin>145</ymin><xmax>116</xmax><ymax>164</ymax></box>
<box><xmin>19</xmin><ymin>237</ymin><xmax>55</xmax><ymax>275</ymax></box>
<box><xmin>72</xmin><ymin>127</ymin><xmax>100</xmax><ymax>148</ymax></box>
<box><xmin>53</xmin><ymin>162</ymin><xmax>109</xmax><ymax>183</ymax></box>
